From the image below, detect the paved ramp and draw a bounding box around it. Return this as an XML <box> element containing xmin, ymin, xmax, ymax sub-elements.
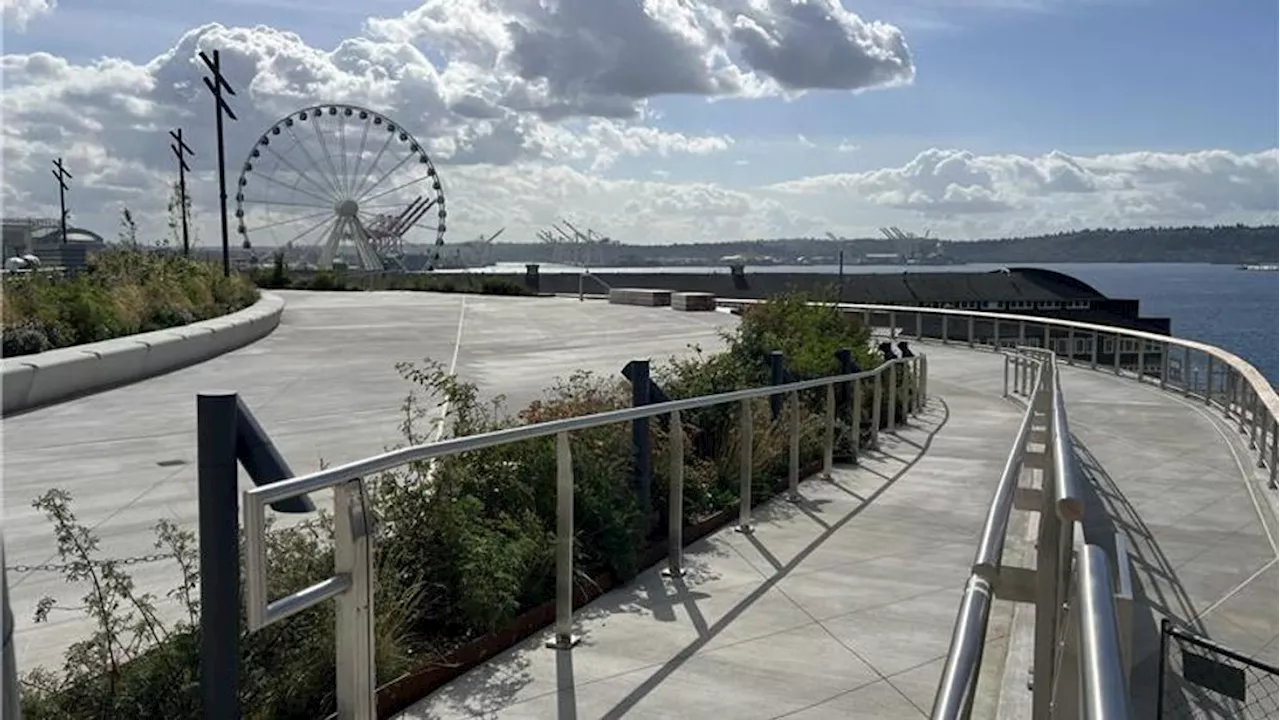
<box><xmin>2</xmin><ymin>291</ymin><xmax>735</xmax><ymax>671</ymax></box>
<box><xmin>400</xmin><ymin>349</ymin><xmax>1025</xmax><ymax>719</ymax></box>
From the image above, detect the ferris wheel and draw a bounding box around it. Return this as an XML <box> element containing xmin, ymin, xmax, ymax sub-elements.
<box><xmin>234</xmin><ymin>104</ymin><xmax>447</xmax><ymax>271</ymax></box>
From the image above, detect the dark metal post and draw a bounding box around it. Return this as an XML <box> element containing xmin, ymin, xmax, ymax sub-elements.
<box><xmin>170</xmin><ymin>128</ymin><xmax>195</xmax><ymax>257</ymax></box>
<box><xmin>197</xmin><ymin>392</ymin><xmax>240</xmax><ymax>719</ymax></box>
<box><xmin>834</xmin><ymin>348</ymin><xmax>853</xmax><ymax>413</ymax></box>
<box><xmin>628</xmin><ymin>360</ymin><xmax>653</xmax><ymax>518</ymax></box>
<box><xmin>199</xmin><ymin>50</ymin><xmax>238</xmax><ymax>277</ymax></box>
<box><xmin>51</xmin><ymin>158</ymin><xmax>71</xmax><ymax>245</ymax></box>
<box><xmin>769</xmin><ymin>350</ymin><xmax>786</xmax><ymax>420</ymax></box>
<box><xmin>837</xmin><ymin>250</ymin><xmax>845</xmax><ymax>303</ymax></box>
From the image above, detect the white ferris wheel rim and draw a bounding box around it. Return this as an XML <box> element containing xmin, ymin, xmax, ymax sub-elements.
<box><xmin>232</xmin><ymin>103</ymin><xmax>447</xmax><ymax>269</ymax></box>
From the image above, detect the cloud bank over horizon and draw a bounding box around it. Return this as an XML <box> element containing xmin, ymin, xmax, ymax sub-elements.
<box><xmin>1</xmin><ymin>2</ymin><xmax>1275</xmax><ymax>249</ymax></box>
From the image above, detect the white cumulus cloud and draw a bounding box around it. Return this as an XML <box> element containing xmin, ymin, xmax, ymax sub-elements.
<box><xmin>1</xmin><ymin>0</ymin><xmax>55</xmax><ymax>31</ymax></box>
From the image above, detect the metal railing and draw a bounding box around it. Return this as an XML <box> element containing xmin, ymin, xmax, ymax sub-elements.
<box><xmin>930</xmin><ymin>348</ymin><xmax>1131</xmax><ymax>720</ymax></box>
<box><xmin>236</xmin><ymin>353</ymin><xmax>927</xmax><ymax>718</ymax></box>
<box><xmin>718</xmin><ymin>299</ymin><xmax>1279</xmax><ymax>490</ymax></box>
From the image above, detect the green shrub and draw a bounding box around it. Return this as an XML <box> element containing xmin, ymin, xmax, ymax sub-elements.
<box><xmin>1</xmin><ymin>248</ymin><xmax>258</xmax><ymax>356</ymax></box>
<box><xmin>19</xmin><ymin>292</ymin><xmax>888</xmax><ymax>719</ymax></box>
<box><xmin>248</xmin><ymin>267</ymin><xmax>534</xmax><ymax>297</ymax></box>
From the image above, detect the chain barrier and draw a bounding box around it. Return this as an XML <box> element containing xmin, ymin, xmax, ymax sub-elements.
<box><xmin>6</xmin><ymin>553</ymin><xmax>177</xmax><ymax>574</ymax></box>
<box><xmin>1158</xmin><ymin>619</ymin><xmax>1278</xmax><ymax>719</ymax></box>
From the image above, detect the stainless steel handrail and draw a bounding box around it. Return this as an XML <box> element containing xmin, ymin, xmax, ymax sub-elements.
<box><xmin>240</xmin><ymin>352</ymin><xmax>927</xmax><ymax>718</ymax></box>
<box><xmin>933</xmin><ymin>346</ymin><xmax>1130</xmax><ymax>720</ymax></box>
<box><xmin>1078</xmin><ymin>544</ymin><xmax>1131</xmax><ymax>719</ymax></box>
<box><xmin>248</xmin><ymin>360</ymin><xmax>912</xmax><ymax>508</ymax></box>
<box><xmin>972</xmin><ymin>356</ymin><xmax>1043</xmax><ymax>579</ymax></box>
<box><xmin>1051</xmin><ymin>370</ymin><xmax>1086</xmax><ymax>522</ymax></box>
<box><xmin>719</xmin><ymin>297</ymin><xmax>1278</xmax><ymax>489</ymax></box>
<box><xmin>932</xmin><ymin>575</ymin><xmax>994</xmax><ymax>718</ymax></box>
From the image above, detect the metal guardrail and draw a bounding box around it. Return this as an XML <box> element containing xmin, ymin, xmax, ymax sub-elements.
<box><xmin>238</xmin><ymin>352</ymin><xmax>926</xmax><ymax>718</ymax></box>
<box><xmin>930</xmin><ymin>348</ymin><xmax>1131</xmax><ymax>720</ymax></box>
<box><xmin>718</xmin><ymin>299</ymin><xmax>1278</xmax><ymax>490</ymax></box>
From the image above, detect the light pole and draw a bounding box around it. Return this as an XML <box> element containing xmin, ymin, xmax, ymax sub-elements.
<box><xmin>199</xmin><ymin>49</ymin><xmax>238</xmax><ymax>277</ymax></box>
<box><xmin>170</xmin><ymin>128</ymin><xmax>195</xmax><ymax>257</ymax></box>
<box><xmin>52</xmin><ymin>158</ymin><xmax>72</xmax><ymax>244</ymax></box>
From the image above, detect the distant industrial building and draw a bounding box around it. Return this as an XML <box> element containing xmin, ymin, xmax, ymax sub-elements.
<box><xmin>2</xmin><ymin>217</ymin><xmax>107</xmax><ymax>269</ymax></box>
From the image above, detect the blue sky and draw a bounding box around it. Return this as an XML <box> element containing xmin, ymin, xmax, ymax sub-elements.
<box><xmin>2</xmin><ymin>0</ymin><xmax>1276</xmax><ymax>243</ymax></box>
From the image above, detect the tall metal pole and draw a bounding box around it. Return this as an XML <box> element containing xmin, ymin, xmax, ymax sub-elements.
<box><xmin>197</xmin><ymin>392</ymin><xmax>241</xmax><ymax>719</ymax></box>
<box><xmin>199</xmin><ymin>50</ymin><xmax>238</xmax><ymax>277</ymax></box>
<box><xmin>170</xmin><ymin>128</ymin><xmax>195</xmax><ymax>257</ymax></box>
<box><xmin>51</xmin><ymin>158</ymin><xmax>71</xmax><ymax>245</ymax></box>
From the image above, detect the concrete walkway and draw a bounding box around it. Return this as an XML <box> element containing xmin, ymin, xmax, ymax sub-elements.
<box><xmin>400</xmin><ymin>342</ymin><xmax>1278</xmax><ymax>719</ymax></box>
<box><xmin>400</xmin><ymin>349</ymin><xmax>1026</xmax><ymax>719</ymax></box>
<box><xmin>2</xmin><ymin>292</ymin><xmax>735</xmax><ymax>672</ymax></box>
<box><xmin>1057</xmin><ymin>361</ymin><xmax>1278</xmax><ymax>717</ymax></box>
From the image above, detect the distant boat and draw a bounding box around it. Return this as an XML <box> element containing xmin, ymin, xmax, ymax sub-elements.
<box><xmin>1238</xmin><ymin>263</ymin><xmax>1278</xmax><ymax>271</ymax></box>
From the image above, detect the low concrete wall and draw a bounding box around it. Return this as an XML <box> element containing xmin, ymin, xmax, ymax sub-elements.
<box><xmin>1</xmin><ymin>293</ymin><xmax>285</xmax><ymax>414</ymax></box>
<box><xmin>609</xmin><ymin>288</ymin><xmax>673</xmax><ymax>307</ymax></box>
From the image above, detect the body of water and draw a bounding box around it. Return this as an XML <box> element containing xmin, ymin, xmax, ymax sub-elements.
<box><xmin>474</xmin><ymin>262</ymin><xmax>1277</xmax><ymax>387</ymax></box>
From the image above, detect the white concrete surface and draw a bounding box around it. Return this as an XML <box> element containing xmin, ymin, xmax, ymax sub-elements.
<box><xmin>1</xmin><ymin>290</ymin><xmax>735</xmax><ymax>671</ymax></box>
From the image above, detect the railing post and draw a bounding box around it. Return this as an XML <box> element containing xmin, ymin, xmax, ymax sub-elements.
<box><xmin>1256</xmin><ymin>414</ymin><xmax>1268</xmax><ymax>469</ymax></box>
<box><xmin>1041</xmin><ymin>324</ymin><xmax>1050</xmax><ymax>354</ymax></box>
<box><xmin>1003</xmin><ymin>354</ymin><xmax>1011</xmax><ymax>398</ymax></box>
<box><xmin>1159</xmin><ymin>342</ymin><xmax>1169</xmax><ymax>389</ymax></box>
<box><xmin>1018</xmin><ymin>321</ymin><xmax>1026</xmax><ymax>348</ymax></box>
<box><xmin>822</xmin><ymin>383</ymin><xmax>835</xmax><ymax>480</ymax></box>
<box><xmin>915</xmin><ymin>311</ymin><xmax>923</xmax><ymax>340</ymax></box>
<box><xmin>889</xmin><ymin>311</ymin><xmax>897</xmax><ymax>340</ymax></box>
<box><xmin>1226</xmin><ymin>370</ymin><xmax>1238</xmax><ymax>419</ymax></box>
<box><xmin>942</xmin><ymin>315</ymin><xmax>950</xmax><ymax>344</ymax></box>
<box><xmin>1112</xmin><ymin>334</ymin><xmax>1123</xmax><ymax>375</ymax></box>
<box><xmin>967</xmin><ymin>315</ymin><xmax>975</xmax><ymax>348</ymax></box>
<box><xmin>993</xmin><ymin>318</ymin><xmax>1002</xmax><ymax>350</ymax></box>
<box><xmin>787</xmin><ymin>391</ymin><xmax>801</xmax><ymax>502</ymax></box>
<box><xmin>736</xmin><ymin>399</ymin><xmax>754</xmax><ymax>533</ymax></box>
<box><xmin>1249</xmin><ymin>394</ymin><xmax>1261</xmax><ymax>451</ymax></box>
<box><xmin>871</xmin><ymin>368</ymin><xmax>883</xmax><ymax>448</ymax></box>
<box><xmin>887</xmin><ymin>362</ymin><xmax>898</xmax><ymax>432</ymax></box>
<box><xmin>769</xmin><ymin>350</ymin><xmax>786</xmax><ymax>420</ymax></box>
<box><xmin>547</xmin><ymin>432</ymin><xmax>580</xmax><ymax>650</ymax></box>
<box><xmin>1270</xmin><ymin>418</ymin><xmax>1278</xmax><ymax>490</ymax></box>
<box><xmin>663</xmin><ymin>410</ymin><xmax>686</xmax><ymax>577</ymax></box>
<box><xmin>1137</xmin><ymin>340</ymin><xmax>1146</xmax><ymax>383</ymax></box>
<box><xmin>1244</xmin><ymin>381</ymin><xmax>1254</xmax><ymax>438</ymax></box>
<box><xmin>1183</xmin><ymin>347</ymin><xmax>1193</xmax><ymax>397</ymax></box>
<box><xmin>851</xmin><ymin>375</ymin><xmax>863</xmax><ymax>463</ymax></box>
<box><xmin>197</xmin><ymin>392</ymin><xmax>241</xmax><ymax>720</ymax></box>
<box><xmin>628</xmin><ymin>359</ymin><xmax>653</xmax><ymax>523</ymax></box>
<box><xmin>1067</xmin><ymin>328</ymin><xmax>1076</xmax><ymax>365</ymax></box>
<box><xmin>1205</xmin><ymin>356</ymin><xmax>1215</xmax><ymax>406</ymax></box>
<box><xmin>333</xmin><ymin>479</ymin><xmax>375</xmax><ymax>720</ymax></box>
<box><xmin>919</xmin><ymin>355</ymin><xmax>929</xmax><ymax>407</ymax></box>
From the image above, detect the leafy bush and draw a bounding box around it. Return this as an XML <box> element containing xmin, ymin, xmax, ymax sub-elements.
<box><xmin>19</xmin><ymin>292</ymin><xmax>898</xmax><ymax>718</ymax></box>
<box><xmin>1</xmin><ymin>248</ymin><xmax>258</xmax><ymax>356</ymax></box>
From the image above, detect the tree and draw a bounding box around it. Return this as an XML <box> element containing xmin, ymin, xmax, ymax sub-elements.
<box><xmin>166</xmin><ymin>180</ymin><xmax>197</xmax><ymax>254</ymax></box>
<box><xmin>117</xmin><ymin>207</ymin><xmax>138</xmax><ymax>247</ymax></box>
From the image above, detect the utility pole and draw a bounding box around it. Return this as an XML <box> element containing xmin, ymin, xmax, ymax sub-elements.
<box><xmin>170</xmin><ymin>128</ymin><xmax>195</xmax><ymax>257</ymax></box>
<box><xmin>199</xmin><ymin>49</ymin><xmax>238</xmax><ymax>277</ymax></box>
<box><xmin>51</xmin><ymin>158</ymin><xmax>72</xmax><ymax>244</ymax></box>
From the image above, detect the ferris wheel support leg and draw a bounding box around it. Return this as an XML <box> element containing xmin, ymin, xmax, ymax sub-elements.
<box><xmin>319</xmin><ymin>217</ymin><xmax>344</xmax><ymax>270</ymax></box>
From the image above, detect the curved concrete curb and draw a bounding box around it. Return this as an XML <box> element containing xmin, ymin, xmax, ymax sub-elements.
<box><xmin>1</xmin><ymin>293</ymin><xmax>285</xmax><ymax>414</ymax></box>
